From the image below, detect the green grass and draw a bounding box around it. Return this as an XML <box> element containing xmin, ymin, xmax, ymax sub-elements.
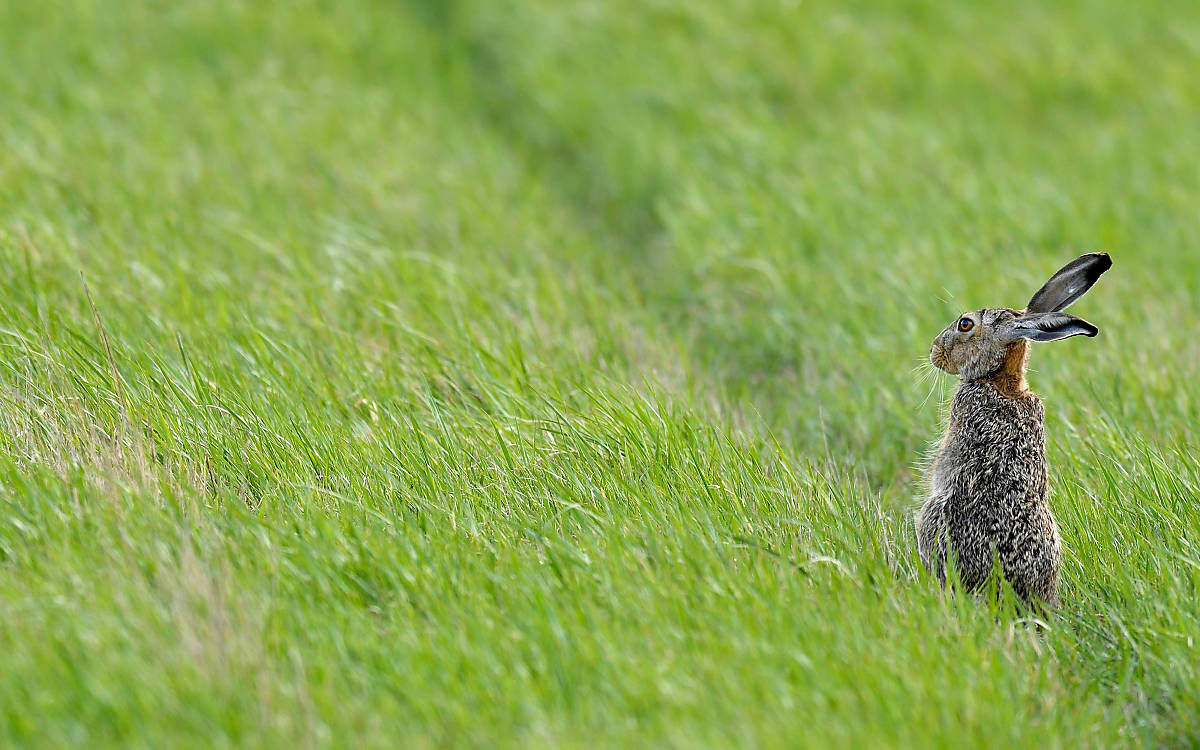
<box><xmin>2</xmin><ymin>0</ymin><xmax>1199</xmax><ymax>746</ymax></box>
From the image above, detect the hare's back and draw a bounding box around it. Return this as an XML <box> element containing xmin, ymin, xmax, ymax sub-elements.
<box><xmin>947</xmin><ymin>383</ymin><xmax>1044</xmax><ymax>470</ymax></box>
<box><xmin>938</xmin><ymin>382</ymin><xmax>1047</xmax><ymax>511</ymax></box>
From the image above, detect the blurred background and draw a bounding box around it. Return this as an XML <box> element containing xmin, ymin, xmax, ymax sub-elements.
<box><xmin>5</xmin><ymin>1</ymin><xmax>1196</xmax><ymax>458</ymax></box>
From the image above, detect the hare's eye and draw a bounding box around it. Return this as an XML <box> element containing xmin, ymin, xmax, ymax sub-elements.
<box><xmin>958</xmin><ymin>318</ymin><xmax>974</xmax><ymax>332</ymax></box>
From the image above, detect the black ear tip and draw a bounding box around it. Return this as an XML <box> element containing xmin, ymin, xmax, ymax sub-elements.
<box><xmin>1091</xmin><ymin>252</ymin><xmax>1113</xmax><ymax>272</ymax></box>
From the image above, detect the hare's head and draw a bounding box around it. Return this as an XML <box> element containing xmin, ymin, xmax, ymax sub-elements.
<box><xmin>930</xmin><ymin>253</ymin><xmax>1112</xmax><ymax>383</ymax></box>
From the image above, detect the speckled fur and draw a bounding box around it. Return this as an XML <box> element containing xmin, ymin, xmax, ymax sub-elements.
<box><xmin>917</xmin><ymin>379</ymin><xmax>1061</xmax><ymax>607</ymax></box>
<box><xmin>916</xmin><ymin>253</ymin><xmax>1111</xmax><ymax>610</ymax></box>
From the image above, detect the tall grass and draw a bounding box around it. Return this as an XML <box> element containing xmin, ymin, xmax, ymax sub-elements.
<box><xmin>1</xmin><ymin>1</ymin><xmax>1198</xmax><ymax>746</ymax></box>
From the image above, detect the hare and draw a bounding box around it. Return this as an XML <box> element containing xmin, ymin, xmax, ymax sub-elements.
<box><xmin>917</xmin><ymin>253</ymin><xmax>1112</xmax><ymax>609</ymax></box>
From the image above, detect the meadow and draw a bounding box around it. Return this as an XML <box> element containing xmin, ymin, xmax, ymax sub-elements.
<box><xmin>1</xmin><ymin>1</ymin><xmax>1199</xmax><ymax>746</ymax></box>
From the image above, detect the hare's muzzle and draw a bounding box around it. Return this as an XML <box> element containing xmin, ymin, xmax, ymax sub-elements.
<box><xmin>930</xmin><ymin>334</ymin><xmax>956</xmax><ymax>374</ymax></box>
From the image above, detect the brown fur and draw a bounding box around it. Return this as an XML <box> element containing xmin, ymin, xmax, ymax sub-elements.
<box><xmin>984</xmin><ymin>339</ymin><xmax>1030</xmax><ymax>399</ymax></box>
<box><xmin>918</xmin><ymin>253</ymin><xmax>1111</xmax><ymax>610</ymax></box>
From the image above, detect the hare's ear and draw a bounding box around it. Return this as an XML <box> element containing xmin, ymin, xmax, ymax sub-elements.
<box><xmin>1008</xmin><ymin>312</ymin><xmax>1098</xmax><ymax>342</ymax></box>
<box><xmin>1026</xmin><ymin>252</ymin><xmax>1112</xmax><ymax>313</ymax></box>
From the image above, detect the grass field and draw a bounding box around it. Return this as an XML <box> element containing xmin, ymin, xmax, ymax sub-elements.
<box><xmin>2</xmin><ymin>1</ymin><xmax>1199</xmax><ymax>747</ymax></box>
